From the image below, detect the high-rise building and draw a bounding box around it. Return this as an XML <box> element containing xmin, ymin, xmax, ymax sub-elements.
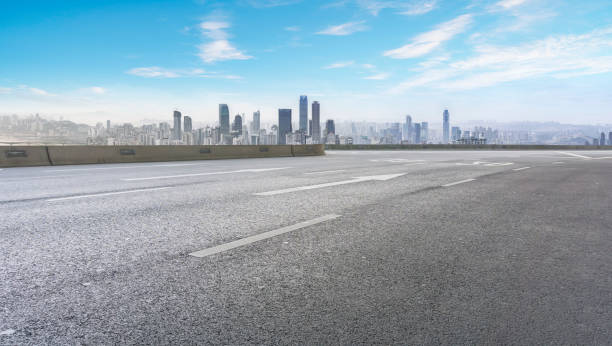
<box><xmin>219</xmin><ymin>104</ymin><xmax>230</xmax><ymax>136</ymax></box>
<box><xmin>278</xmin><ymin>109</ymin><xmax>292</xmax><ymax>145</ymax></box>
<box><xmin>299</xmin><ymin>95</ymin><xmax>308</xmax><ymax>134</ymax></box>
<box><xmin>451</xmin><ymin>126</ymin><xmax>461</xmax><ymax>142</ymax></box>
<box><xmin>421</xmin><ymin>122</ymin><xmax>428</xmax><ymax>143</ymax></box>
<box><xmin>601</xmin><ymin>132</ymin><xmax>606</xmax><ymax>147</ymax></box>
<box><xmin>414</xmin><ymin>122</ymin><xmax>421</xmax><ymax>144</ymax></box>
<box><xmin>232</xmin><ymin>114</ymin><xmax>243</xmax><ymax>136</ymax></box>
<box><xmin>312</xmin><ymin>101</ymin><xmax>321</xmax><ymax>144</ymax></box>
<box><xmin>184</xmin><ymin>116</ymin><xmax>192</xmax><ymax>132</ymax></box>
<box><xmin>106</xmin><ymin>120</ymin><xmax>110</xmax><ymax>131</ymax></box>
<box><xmin>325</xmin><ymin>119</ymin><xmax>335</xmax><ymax>135</ymax></box>
<box><xmin>252</xmin><ymin>111</ymin><xmax>260</xmax><ymax>133</ymax></box>
<box><xmin>173</xmin><ymin>110</ymin><xmax>182</xmax><ymax>140</ymax></box>
<box><xmin>609</xmin><ymin>132</ymin><xmax>612</xmax><ymax>145</ymax></box>
<box><xmin>403</xmin><ymin>115</ymin><xmax>412</xmax><ymax>142</ymax></box>
<box><xmin>593</xmin><ymin>138</ymin><xmax>599</xmax><ymax>146</ymax></box>
<box><xmin>443</xmin><ymin>109</ymin><xmax>450</xmax><ymax>144</ymax></box>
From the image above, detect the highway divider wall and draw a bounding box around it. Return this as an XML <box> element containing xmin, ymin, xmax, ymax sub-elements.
<box><xmin>0</xmin><ymin>145</ymin><xmax>325</xmax><ymax>168</ymax></box>
<box><xmin>326</xmin><ymin>144</ymin><xmax>612</xmax><ymax>150</ymax></box>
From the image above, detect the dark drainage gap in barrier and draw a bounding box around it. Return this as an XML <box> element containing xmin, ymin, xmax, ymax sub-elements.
<box><xmin>120</xmin><ymin>149</ymin><xmax>136</xmax><ymax>155</ymax></box>
<box><xmin>199</xmin><ymin>148</ymin><xmax>211</xmax><ymax>154</ymax></box>
<box><xmin>6</xmin><ymin>150</ymin><xmax>27</xmax><ymax>158</ymax></box>
<box><xmin>259</xmin><ymin>147</ymin><xmax>269</xmax><ymax>152</ymax></box>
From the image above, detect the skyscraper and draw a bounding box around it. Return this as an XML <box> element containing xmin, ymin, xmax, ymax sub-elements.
<box><xmin>219</xmin><ymin>104</ymin><xmax>230</xmax><ymax>136</ymax></box>
<box><xmin>278</xmin><ymin>109</ymin><xmax>292</xmax><ymax>145</ymax></box>
<box><xmin>252</xmin><ymin>111</ymin><xmax>260</xmax><ymax>132</ymax></box>
<box><xmin>184</xmin><ymin>116</ymin><xmax>192</xmax><ymax>132</ymax></box>
<box><xmin>325</xmin><ymin>119</ymin><xmax>335</xmax><ymax>135</ymax></box>
<box><xmin>299</xmin><ymin>95</ymin><xmax>308</xmax><ymax>134</ymax></box>
<box><xmin>601</xmin><ymin>132</ymin><xmax>606</xmax><ymax>147</ymax></box>
<box><xmin>403</xmin><ymin>115</ymin><xmax>412</xmax><ymax>142</ymax></box>
<box><xmin>421</xmin><ymin>122</ymin><xmax>428</xmax><ymax>143</ymax></box>
<box><xmin>443</xmin><ymin>109</ymin><xmax>450</xmax><ymax>144</ymax></box>
<box><xmin>609</xmin><ymin>132</ymin><xmax>612</xmax><ymax>145</ymax></box>
<box><xmin>312</xmin><ymin>101</ymin><xmax>321</xmax><ymax>144</ymax></box>
<box><xmin>414</xmin><ymin>122</ymin><xmax>421</xmax><ymax>144</ymax></box>
<box><xmin>173</xmin><ymin>110</ymin><xmax>182</xmax><ymax>140</ymax></box>
<box><xmin>232</xmin><ymin>114</ymin><xmax>243</xmax><ymax>136</ymax></box>
<box><xmin>106</xmin><ymin>120</ymin><xmax>110</xmax><ymax>131</ymax></box>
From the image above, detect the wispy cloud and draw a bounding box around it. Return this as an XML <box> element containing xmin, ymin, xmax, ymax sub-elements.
<box><xmin>245</xmin><ymin>0</ymin><xmax>302</xmax><ymax>7</ymax></box>
<box><xmin>331</xmin><ymin>0</ymin><xmax>437</xmax><ymax>16</ymax></box>
<box><xmin>127</xmin><ymin>66</ymin><xmax>182</xmax><ymax>78</ymax></box>
<box><xmin>317</xmin><ymin>21</ymin><xmax>368</xmax><ymax>36</ymax></box>
<box><xmin>198</xmin><ymin>20</ymin><xmax>252</xmax><ymax>63</ymax></box>
<box><xmin>126</xmin><ymin>66</ymin><xmax>243</xmax><ymax>80</ymax></box>
<box><xmin>324</xmin><ymin>61</ymin><xmax>355</xmax><ymax>69</ymax></box>
<box><xmin>384</xmin><ymin>14</ymin><xmax>473</xmax><ymax>59</ymax></box>
<box><xmin>389</xmin><ymin>26</ymin><xmax>612</xmax><ymax>93</ymax></box>
<box><xmin>364</xmin><ymin>73</ymin><xmax>390</xmax><ymax>80</ymax></box>
<box><xmin>0</xmin><ymin>87</ymin><xmax>11</xmax><ymax>94</ymax></box>
<box><xmin>285</xmin><ymin>26</ymin><xmax>300</xmax><ymax>31</ymax></box>
<box><xmin>494</xmin><ymin>0</ymin><xmax>529</xmax><ymax>10</ymax></box>
<box><xmin>29</xmin><ymin>87</ymin><xmax>51</xmax><ymax>96</ymax></box>
<box><xmin>89</xmin><ymin>87</ymin><xmax>106</xmax><ymax>95</ymax></box>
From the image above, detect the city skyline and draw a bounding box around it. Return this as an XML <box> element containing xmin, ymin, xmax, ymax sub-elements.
<box><xmin>1</xmin><ymin>0</ymin><xmax>612</xmax><ymax>124</ymax></box>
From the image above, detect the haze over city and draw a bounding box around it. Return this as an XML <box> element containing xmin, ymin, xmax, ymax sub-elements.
<box><xmin>1</xmin><ymin>0</ymin><xmax>612</xmax><ymax>124</ymax></box>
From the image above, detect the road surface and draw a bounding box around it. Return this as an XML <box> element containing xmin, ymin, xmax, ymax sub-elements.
<box><xmin>1</xmin><ymin>150</ymin><xmax>611</xmax><ymax>344</ymax></box>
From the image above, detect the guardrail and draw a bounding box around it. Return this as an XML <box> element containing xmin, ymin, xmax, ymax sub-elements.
<box><xmin>326</xmin><ymin>144</ymin><xmax>612</xmax><ymax>150</ymax></box>
<box><xmin>0</xmin><ymin>144</ymin><xmax>325</xmax><ymax>168</ymax></box>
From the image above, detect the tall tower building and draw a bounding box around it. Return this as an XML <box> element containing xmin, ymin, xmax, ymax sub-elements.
<box><xmin>403</xmin><ymin>115</ymin><xmax>412</xmax><ymax>142</ymax></box>
<box><xmin>299</xmin><ymin>95</ymin><xmax>308</xmax><ymax>134</ymax></box>
<box><xmin>414</xmin><ymin>122</ymin><xmax>421</xmax><ymax>144</ymax></box>
<box><xmin>421</xmin><ymin>122</ymin><xmax>429</xmax><ymax>143</ymax></box>
<box><xmin>278</xmin><ymin>109</ymin><xmax>292</xmax><ymax>145</ymax></box>
<box><xmin>173</xmin><ymin>110</ymin><xmax>182</xmax><ymax>140</ymax></box>
<box><xmin>252</xmin><ymin>111</ymin><xmax>260</xmax><ymax>132</ymax></box>
<box><xmin>312</xmin><ymin>101</ymin><xmax>321</xmax><ymax>144</ymax></box>
<box><xmin>106</xmin><ymin>120</ymin><xmax>110</xmax><ymax>131</ymax></box>
<box><xmin>232</xmin><ymin>114</ymin><xmax>243</xmax><ymax>136</ymax></box>
<box><xmin>219</xmin><ymin>104</ymin><xmax>230</xmax><ymax>136</ymax></box>
<box><xmin>609</xmin><ymin>132</ymin><xmax>612</xmax><ymax>145</ymax></box>
<box><xmin>184</xmin><ymin>116</ymin><xmax>192</xmax><ymax>132</ymax></box>
<box><xmin>325</xmin><ymin>119</ymin><xmax>335</xmax><ymax>135</ymax></box>
<box><xmin>443</xmin><ymin>109</ymin><xmax>450</xmax><ymax>144</ymax></box>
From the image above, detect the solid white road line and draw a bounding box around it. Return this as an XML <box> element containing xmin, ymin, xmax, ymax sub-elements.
<box><xmin>405</xmin><ymin>162</ymin><xmax>426</xmax><ymax>166</ymax></box>
<box><xmin>442</xmin><ymin>178</ymin><xmax>476</xmax><ymax>187</ymax></box>
<box><xmin>189</xmin><ymin>214</ymin><xmax>341</xmax><ymax>258</ymax></box>
<box><xmin>512</xmin><ymin>166</ymin><xmax>531</xmax><ymax>171</ymax></box>
<box><xmin>47</xmin><ymin>187</ymin><xmax>171</xmax><ymax>202</ymax></box>
<box><xmin>254</xmin><ymin>173</ymin><xmax>406</xmax><ymax>196</ymax></box>
<box><xmin>552</xmin><ymin>161</ymin><xmax>565</xmax><ymax>164</ymax></box>
<box><xmin>122</xmin><ymin>167</ymin><xmax>291</xmax><ymax>181</ymax></box>
<box><xmin>556</xmin><ymin>151</ymin><xmax>592</xmax><ymax>159</ymax></box>
<box><xmin>303</xmin><ymin>170</ymin><xmax>346</xmax><ymax>175</ymax></box>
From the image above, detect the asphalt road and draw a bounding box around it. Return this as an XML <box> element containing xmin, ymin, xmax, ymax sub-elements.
<box><xmin>1</xmin><ymin>150</ymin><xmax>611</xmax><ymax>344</ymax></box>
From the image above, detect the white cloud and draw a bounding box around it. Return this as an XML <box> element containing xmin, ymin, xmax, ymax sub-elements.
<box><xmin>399</xmin><ymin>1</ymin><xmax>438</xmax><ymax>15</ymax></box>
<box><xmin>362</xmin><ymin>63</ymin><xmax>376</xmax><ymax>69</ymax></box>
<box><xmin>389</xmin><ymin>26</ymin><xmax>612</xmax><ymax>93</ymax></box>
<box><xmin>384</xmin><ymin>14</ymin><xmax>473</xmax><ymax>59</ymax></box>
<box><xmin>29</xmin><ymin>87</ymin><xmax>51</xmax><ymax>96</ymax></box>
<box><xmin>495</xmin><ymin>0</ymin><xmax>529</xmax><ymax>10</ymax></box>
<box><xmin>364</xmin><ymin>73</ymin><xmax>390</xmax><ymax>80</ymax></box>
<box><xmin>285</xmin><ymin>26</ymin><xmax>300</xmax><ymax>31</ymax></box>
<box><xmin>198</xmin><ymin>20</ymin><xmax>252</xmax><ymax>63</ymax></box>
<box><xmin>332</xmin><ymin>0</ymin><xmax>437</xmax><ymax>16</ymax></box>
<box><xmin>89</xmin><ymin>87</ymin><xmax>106</xmax><ymax>95</ymax></box>
<box><xmin>324</xmin><ymin>61</ymin><xmax>355</xmax><ymax>69</ymax></box>
<box><xmin>127</xmin><ymin>66</ymin><xmax>181</xmax><ymax>78</ymax></box>
<box><xmin>317</xmin><ymin>21</ymin><xmax>368</xmax><ymax>36</ymax></box>
<box><xmin>0</xmin><ymin>87</ymin><xmax>11</xmax><ymax>94</ymax></box>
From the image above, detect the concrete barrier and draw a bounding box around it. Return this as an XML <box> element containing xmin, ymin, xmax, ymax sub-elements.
<box><xmin>0</xmin><ymin>146</ymin><xmax>51</xmax><ymax>168</ymax></box>
<box><xmin>326</xmin><ymin>144</ymin><xmax>612</xmax><ymax>150</ymax></box>
<box><xmin>292</xmin><ymin>144</ymin><xmax>325</xmax><ymax>156</ymax></box>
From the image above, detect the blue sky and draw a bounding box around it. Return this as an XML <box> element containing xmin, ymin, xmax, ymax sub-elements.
<box><xmin>1</xmin><ymin>0</ymin><xmax>611</xmax><ymax>125</ymax></box>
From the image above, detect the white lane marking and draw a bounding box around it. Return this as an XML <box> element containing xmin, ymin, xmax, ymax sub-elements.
<box><xmin>254</xmin><ymin>173</ymin><xmax>406</xmax><ymax>196</ymax></box>
<box><xmin>442</xmin><ymin>178</ymin><xmax>476</xmax><ymax>187</ymax></box>
<box><xmin>370</xmin><ymin>159</ymin><xmax>425</xmax><ymax>163</ymax></box>
<box><xmin>47</xmin><ymin>187</ymin><xmax>171</xmax><ymax>202</ymax></box>
<box><xmin>592</xmin><ymin>156</ymin><xmax>612</xmax><ymax>160</ymax></box>
<box><xmin>405</xmin><ymin>162</ymin><xmax>426</xmax><ymax>166</ymax></box>
<box><xmin>189</xmin><ymin>214</ymin><xmax>341</xmax><ymax>258</ymax></box>
<box><xmin>304</xmin><ymin>169</ymin><xmax>346</xmax><ymax>175</ymax></box>
<box><xmin>46</xmin><ymin>162</ymin><xmax>210</xmax><ymax>172</ymax></box>
<box><xmin>556</xmin><ymin>151</ymin><xmax>592</xmax><ymax>159</ymax></box>
<box><xmin>512</xmin><ymin>166</ymin><xmax>531</xmax><ymax>171</ymax></box>
<box><xmin>122</xmin><ymin>167</ymin><xmax>291</xmax><ymax>181</ymax></box>
<box><xmin>552</xmin><ymin>161</ymin><xmax>565</xmax><ymax>164</ymax></box>
<box><xmin>456</xmin><ymin>161</ymin><xmax>513</xmax><ymax>166</ymax></box>
<box><xmin>0</xmin><ymin>329</ymin><xmax>16</xmax><ymax>336</ymax></box>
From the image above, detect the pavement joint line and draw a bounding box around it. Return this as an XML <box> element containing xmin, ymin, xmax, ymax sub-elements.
<box><xmin>441</xmin><ymin>178</ymin><xmax>476</xmax><ymax>187</ymax></box>
<box><xmin>556</xmin><ymin>151</ymin><xmax>592</xmax><ymax>159</ymax></box>
<box><xmin>46</xmin><ymin>163</ymin><xmax>220</xmax><ymax>173</ymax></box>
<box><xmin>512</xmin><ymin>167</ymin><xmax>531</xmax><ymax>171</ymax></box>
<box><xmin>46</xmin><ymin>186</ymin><xmax>171</xmax><ymax>202</ymax></box>
<box><xmin>121</xmin><ymin>167</ymin><xmax>292</xmax><ymax>181</ymax></box>
<box><xmin>303</xmin><ymin>170</ymin><xmax>346</xmax><ymax>175</ymax></box>
<box><xmin>189</xmin><ymin>214</ymin><xmax>341</xmax><ymax>258</ymax></box>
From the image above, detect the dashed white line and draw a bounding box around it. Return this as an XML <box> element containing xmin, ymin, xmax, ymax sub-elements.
<box><xmin>556</xmin><ymin>151</ymin><xmax>592</xmax><ymax>159</ymax></box>
<box><xmin>122</xmin><ymin>167</ymin><xmax>291</xmax><ymax>181</ymax></box>
<box><xmin>303</xmin><ymin>170</ymin><xmax>346</xmax><ymax>175</ymax></box>
<box><xmin>442</xmin><ymin>178</ymin><xmax>476</xmax><ymax>187</ymax></box>
<box><xmin>512</xmin><ymin>166</ymin><xmax>531</xmax><ymax>171</ymax></box>
<box><xmin>46</xmin><ymin>162</ymin><xmax>211</xmax><ymax>173</ymax></box>
<box><xmin>189</xmin><ymin>214</ymin><xmax>341</xmax><ymax>258</ymax></box>
<box><xmin>47</xmin><ymin>187</ymin><xmax>171</xmax><ymax>202</ymax></box>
